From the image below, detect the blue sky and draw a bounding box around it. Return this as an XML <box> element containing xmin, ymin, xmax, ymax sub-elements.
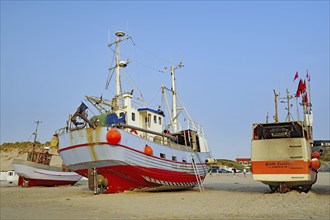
<box><xmin>1</xmin><ymin>1</ymin><xmax>329</xmax><ymax>160</ymax></box>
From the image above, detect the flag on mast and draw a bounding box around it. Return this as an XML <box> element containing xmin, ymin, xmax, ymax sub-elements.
<box><xmin>77</xmin><ymin>102</ymin><xmax>88</xmax><ymax>114</ymax></box>
<box><xmin>293</xmin><ymin>71</ymin><xmax>299</xmax><ymax>81</ymax></box>
<box><xmin>306</xmin><ymin>70</ymin><xmax>310</xmax><ymax>81</ymax></box>
<box><xmin>296</xmin><ymin>80</ymin><xmax>301</xmax><ymax>97</ymax></box>
<box><xmin>295</xmin><ymin>79</ymin><xmax>306</xmax><ymax>97</ymax></box>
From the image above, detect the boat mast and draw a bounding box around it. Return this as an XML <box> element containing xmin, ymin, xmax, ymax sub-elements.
<box><xmin>279</xmin><ymin>88</ymin><xmax>294</xmax><ymax>122</ymax></box>
<box><xmin>273</xmin><ymin>89</ymin><xmax>279</xmax><ymax>122</ymax></box>
<box><xmin>171</xmin><ymin>66</ymin><xmax>178</xmax><ymax>132</ymax></box>
<box><xmin>306</xmin><ymin>77</ymin><xmax>313</xmax><ymax>140</ymax></box>
<box><xmin>307</xmin><ymin>76</ymin><xmax>312</xmax><ymax>112</ymax></box>
<box><xmin>295</xmin><ymin>98</ymin><xmax>300</xmax><ymax>121</ymax></box>
<box><xmin>108</xmin><ymin>31</ymin><xmax>130</xmax><ymax>109</ymax></box>
<box><xmin>33</xmin><ymin>121</ymin><xmax>41</xmax><ymax>143</ymax></box>
<box><xmin>162</xmin><ymin>62</ymin><xmax>184</xmax><ymax>132</ymax></box>
<box><xmin>32</xmin><ymin>120</ymin><xmax>41</xmax><ymax>153</ymax></box>
<box><xmin>115</xmin><ymin>34</ymin><xmax>121</xmax><ymax>97</ymax></box>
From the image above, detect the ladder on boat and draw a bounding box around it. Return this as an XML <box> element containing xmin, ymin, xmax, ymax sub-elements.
<box><xmin>190</xmin><ymin>154</ymin><xmax>204</xmax><ymax>192</ymax></box>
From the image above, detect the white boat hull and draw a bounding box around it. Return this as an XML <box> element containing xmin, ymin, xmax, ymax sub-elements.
<box><xmin>12</xmin><ymin>159</ymin><xmax>82</xmax><ymax>187</ymax></box>
<box><xmin>58</xmin><ymin>127</ymin><xmax>211</xmax><ymax>193</ymax></box>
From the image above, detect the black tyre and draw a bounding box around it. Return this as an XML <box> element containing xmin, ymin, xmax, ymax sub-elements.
<box><xmin>297</xmin><ymin>185</ymin><xmax>312</xmax><ymax>193</ymax></box>
<box><xmin>269</xmin><ymin>185</ymin><xmax>278</xmax><ymax>192</ymax></box>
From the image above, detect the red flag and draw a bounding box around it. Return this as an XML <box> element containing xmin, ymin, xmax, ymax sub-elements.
<box><xmin>302</xmin><ymin>80</ymin><xmax>306</xmax><ymax>92</ymax></box>
<box><xmin>296</xmin><ymin>79</ymin><xmax>307</xmax><ymax>97</ymax></box>
<box><xmin>293</xmin><ymin>71</ymin><xmax>299</xmax><ymax>81</ymax></box>
<box><xmin>296</xmin><ymin>79</ymin><xmax>302</xmax><ymax>97</ymax></box>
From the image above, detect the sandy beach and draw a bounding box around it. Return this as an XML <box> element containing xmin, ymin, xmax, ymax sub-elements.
<box><xmin>1</xmin><ymin>172</ymin><xmax>329</xmax><ymax>220</ymax></box>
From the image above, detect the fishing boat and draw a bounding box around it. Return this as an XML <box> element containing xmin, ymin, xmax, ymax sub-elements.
<box><xmin>251</xmin><ymin>75</ymin><xmax>321</xmax><ymax>193</ymax></box>
<box><xmin>56</xmin><ymin>32</ymin><xmax>214</xmax><ymax>193</ymax></box>
<box><xmin>12</xmin><ymin>121</ymin><xmax>82</xmax><ymax>187</ymax></box>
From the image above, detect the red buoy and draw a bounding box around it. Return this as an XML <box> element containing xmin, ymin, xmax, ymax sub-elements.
<box><xmin>310</xmin><ymin>158</ymin><xmax>321</xmax><ymax>170</ymax></box>
<box><xmin>144</xmin><ymin>145</ymin><xmax>153</xmax><ymax>156</ymax></box>
<box><xmin>106</xmin><ymin>128</ymin><xmax>121</xmax><ymax>144</ymax></box>
<box><xmin>311</xmin><ymin>151</ymin><xmax>321</xmax><ymax>159</ymax></box>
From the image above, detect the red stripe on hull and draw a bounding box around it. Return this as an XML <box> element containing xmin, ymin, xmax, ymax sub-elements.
<box><xmin>75</xmin><ymin>164</ymin><xmax>203</xmax><ymax>193</ymax></box>
<box><xmin>59</xmin><ymin>142</ymin><xmax>202</xmax><ymax>166</ymax></box>
<box><xmin>17</xmin><ymin>176</ymin><xmax>79</xmax><ymax>187</ymax></box>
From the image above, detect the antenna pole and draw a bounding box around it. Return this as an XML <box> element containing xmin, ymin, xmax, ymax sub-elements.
<box><xmin>115</xmin><ymin>37</ymin><xmax>121</xmax><ymax>97</ymax></box>
<box><xmin>108</xmin><ymin>31</ymin><xmax>130</xmax><ymax>109</ymax></box>
<box><xmin>296</xmin><ymin>97</ymin><xmax>300</xmax><ymax>121</ymax></box>
<box><xmin>278</xmin><ymin>88</ymin><xmax>294</xmax><ymax>122</ymax></box>
<box><xmin>33</xmin><ymin>120</ymin><xmax>41</xmax><ymax>144</ymax></box>
<box><xmin>307</xmin><ymin>76</ymin><xmax>311</xmax><ymax>112</ymax></box>
<box><xmin>273</xmin><ymin>89</ymin><xmax>279</xmax><ymax>122</ymax></box>
<box><xmin>171</xmin><ymin>66</ymin><xmax>177</xmax><ymax>131</ymax></box>
<box><xmin>306</xmin><ymin>75</ymin><xmax>313</xmax><ymax>140</ymax></box>
<box><xmin>32</xmin><ymin>120</ymin><xmax>42</xmax><ymax>156</ymax></box>
<box><xmin>161</xmin><ymin>62</ymin><xmax>184</xmax><ymax>132</ymax></box>
<box><xmin>284</xmin><ymin>89</ymin><xmax>294</xmax><ymax>122</ymax></box>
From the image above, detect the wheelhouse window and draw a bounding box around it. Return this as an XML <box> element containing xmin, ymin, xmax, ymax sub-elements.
<box><xmin>172</xmin><ymin>156</ymin><xmax>177</xmax><ymax>161</ymax></box>
<box><xmin>160</xmin><ymin>153</ymin><xmax>166</xmax><ymax>159</ymax></box>
<box><xmin>147</xmin><ymin>114</ymin><xmax>151</xmax><ymax>127</ymax></box>
<box><xmin>158</xmin><ymin>117</ymin><xmax>161</xmax><ymax>125</ymax></box>
<box><xmin>131</xmin><ymin>112</ymin><xmax>135</xmax><ymax>121</ymax></box>
<box><xmin>145</xmin><ymin>114</ymin><xmax>151</xmax><ymax>128</ymax></box>
<box><xmin>154</xmin><ymin>115</ymin><xmax>157</xmax><ymax>123</ymax></box>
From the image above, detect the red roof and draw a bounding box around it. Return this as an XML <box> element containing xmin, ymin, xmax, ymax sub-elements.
<box><xmin>235</xmin><ymin>158</ymin><xmax>251</xmax><ymax>162</ymax></box>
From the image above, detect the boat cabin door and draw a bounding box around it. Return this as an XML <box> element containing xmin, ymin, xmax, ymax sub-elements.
<box><xmin>187</xmin><ymin>130</ymin><xmax>200</xmax><ymax>152</ymax></box>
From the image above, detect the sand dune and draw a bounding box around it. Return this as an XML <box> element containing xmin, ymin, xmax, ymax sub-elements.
<box><xmin>1</xmin><ymin>147</ymin><xmax>63</xmax><ymax>171</ymax></box>
<box><xmin>1</xmin><ymin>172</ymin><xmax>329</xmax><ymax>219</ymax></box>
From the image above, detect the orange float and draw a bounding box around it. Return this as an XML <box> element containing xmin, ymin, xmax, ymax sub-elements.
<box><xmin>311</xmin><ymin>151</ymin><xmax>321</xmax><ymax>159</ymax></box>
<box><xmin>106</xmin><ymin>128</ymin><xmax>121</xmax><ymax>144</ymax></box>
<box><xmin>144</xmin><ymin>145</ymin><xmax>153</xmax><ymax>156</ymax></box>
<box><xmin>310</xmin><ymin>158</ymin><xmax>321</xmax><ymax>170</ymax></box>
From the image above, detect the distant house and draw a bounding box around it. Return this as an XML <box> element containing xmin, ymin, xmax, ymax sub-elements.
<box><xmin>0</xmin><ymin>170</ymin><xmax>18</xmax><ymax>182</ymax></box>
<box><xmin>235</xmin><ymin>158</ymin><xmax>251</xmax><ymax>166</ymax></box>
<box><xmin>314</xmin><ymin>140</ymin><xmax>330</xmax><ymax>148</ymax></box>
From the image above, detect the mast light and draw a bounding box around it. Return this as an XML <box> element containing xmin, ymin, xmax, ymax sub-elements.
<box><xmin>119</xmin><ymin>61</ymin><xmax>128</xmax><ymax>68</ymax></box>
<box><xmin>115</xmin><ymin>31</ymin><xmax>125</xmax><ymax>37</ymax></box>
